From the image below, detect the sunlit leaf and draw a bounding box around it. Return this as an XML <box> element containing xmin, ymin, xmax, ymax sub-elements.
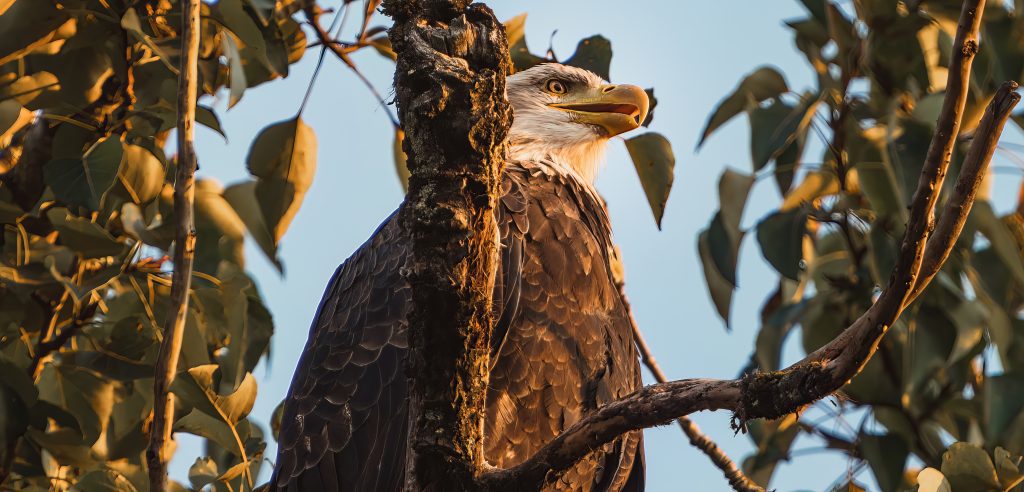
<box><xmin>171</xmin><ymin>364</ymin><xmax>257</xmax><ymax>426</ymax></box>
<box><xmin>0</xmin><ymin>0</ymin><xmax>69</xmax><ymax>66</ymax></box>
<box><xmin>246</xmin><ymin>117</ymin><xmax>317</xmax><ymax>243</ymax></box>
<box><xmin>221</xmin><ymin>32</ymin><xmax>247</xmax><ymax>109</ymax></box>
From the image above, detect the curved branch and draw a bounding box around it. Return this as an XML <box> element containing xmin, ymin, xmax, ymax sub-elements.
<box><xmin>478</xmin><ymin>1</ymin><xmax>1015</xmax><ymax>489</ymax></box>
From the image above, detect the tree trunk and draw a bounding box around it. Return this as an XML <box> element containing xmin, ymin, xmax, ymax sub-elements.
<box><xmin>381</xmin><ymin>0</ymin><xmax>512</xmax><ymax>490</ymax></box>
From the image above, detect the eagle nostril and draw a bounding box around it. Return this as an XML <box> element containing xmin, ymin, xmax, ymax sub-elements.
<box><xmin>602</xmin><ymin>85</ymin><xmax>616</xmax><ymax>93</ymax></box>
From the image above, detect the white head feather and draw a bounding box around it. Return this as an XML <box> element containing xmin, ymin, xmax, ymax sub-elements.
<box><xmin>506</xmin><ymin>64</ymin><xmax>646</xmax><ymax>183</ymax></box>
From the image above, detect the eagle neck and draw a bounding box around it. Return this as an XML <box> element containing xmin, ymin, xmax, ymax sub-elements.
<box><xmin>507</xmin><ymin>138</ymin><xmax>608</xmax><ymax>184</ymax></box>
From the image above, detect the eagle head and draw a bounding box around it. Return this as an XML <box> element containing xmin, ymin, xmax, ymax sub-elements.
<box><xmin>507</xmin><ymin>63</ymin><xmax>649</xmax><ymax>183</ymax></box>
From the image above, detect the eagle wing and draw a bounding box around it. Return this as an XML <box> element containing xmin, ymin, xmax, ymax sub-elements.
<box><xmin>270</xmin><ymin>165</ymin><xmax>642</xmax><ymax>491</ymax></box>
<box><xmin>270</xmin><ymin>210</ymin><xmax>413</xmax><ymax>492</ymax></box>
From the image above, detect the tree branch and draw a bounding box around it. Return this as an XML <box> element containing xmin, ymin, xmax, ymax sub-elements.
<box><xmin>381</xmin><ymin>0</ymin><xmax>511</xmax><ymax>490</ymax></box>
<box><xmin>303</xmin><ymin>4</ymin><xmax>399</xmax><ymax>127</ymax></box>
<box><xmin>907</xmin><ymin>80</ymin><xmax>1021</xmax><ymax>304</ymax></box>
<box><xmin>475</xmin><ymin>1</ymin><xmax>1017</xmax><ymax>488</ymax></box>
<box><xmin>145</xmin><ymin>0</ymin><xmax>201</xmax><ymax>490</ymax></box>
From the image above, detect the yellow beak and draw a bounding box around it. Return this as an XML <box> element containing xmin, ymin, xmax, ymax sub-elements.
<box><xmin>548</xmin><ymin>84</ymin><xmax>650</xmax><ymax>137</ymax></box>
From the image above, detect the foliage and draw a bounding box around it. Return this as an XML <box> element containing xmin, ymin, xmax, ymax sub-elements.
<box><xmin>0</xmin><ymin>0</ymin><xmax>313</xmax><ymax>489</ymax></box>
<box><xmin>697</xmin><ymin>1</ymin><xmax>1024</xmax><ymax>490</ymax></box>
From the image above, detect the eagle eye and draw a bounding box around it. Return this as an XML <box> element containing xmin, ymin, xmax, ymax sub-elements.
<box><xmin>544</xmin><ymin>79</ymin><xmax>568</xmax><ymax>95</ymax></box>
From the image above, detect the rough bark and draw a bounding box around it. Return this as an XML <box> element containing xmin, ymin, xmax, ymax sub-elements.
<box><xmin>145</xmin><ymin>0</ymin><xmax>201</xmax><ymax>490</ymax></box>
<box><xmin>381</xmin><ymin>1</ymin><xmax>512</xmax><ymax>490</ymax></box>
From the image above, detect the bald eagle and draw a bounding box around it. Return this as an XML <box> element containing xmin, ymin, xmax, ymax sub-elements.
<box><xmin>271</xmin><ymin>63</ymin><xmax>650</xmax><ymax>492</ymax></box>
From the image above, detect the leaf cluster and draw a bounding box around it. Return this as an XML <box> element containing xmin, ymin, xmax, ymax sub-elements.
<box><xmin>697</xmin><ymin>1</ymin><xmax>1024</xmax><ymax>489</ymax></box>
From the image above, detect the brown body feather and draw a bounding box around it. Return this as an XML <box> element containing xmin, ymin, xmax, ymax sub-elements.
<box><xmin>270</xmin><ymin>159</ymin><xmax>644</xmax><ymax>491</ymax></box>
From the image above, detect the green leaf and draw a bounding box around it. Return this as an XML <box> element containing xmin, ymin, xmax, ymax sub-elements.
<box><xmin>994</xmin><ymin>447</ymin><xmax>1024</xmax><ymax>491</ymax></box>
<box><xmin>756</xmin><ymin>208</ymin><xmax>808</xmax><ymax>280</ymax></box>
<box><xmin>221</xmin><ymin>32</ymin><xmax>247</xmax><ymax>109</ymax></box>
<box><xmin>174</xmin><ymin>410</ymin><xmax>244</xmax><ymax>458</ymax></box>
<box><xmin>196</xmin><ymin>105</ymin><xmax>226</xmax><ymax>138</ymax></box>
<box><xmin>118</xmin><ymin>142</ymin><xmax>166</xmax><ymax>205</ymax></box>
<box><xmin>217</xmin><ymin>264</ymin><xmax>273</xmax><ymax>391</ymax></box>
<box><xmin>0</xmin><ymin>98</ymin><xmax>26</xmax><ymax>138</ymax></box>
<box><xmin>699</xmin><ymin>67</ymin><xmax>789</xmax><ymax>147</ymax></box>
<box><xmin>564</xmin><ymin>35</ymin><xmax>612</xmax><ymax>81</ymax></box>
<box><xmin>246</xmin><ymin>117</ymin><xmax>317</xmax><ymax>243</ymax></box>
<box><xmin>986</xmin><ymin>374</ymin><xmax>1024</xmax><ymax>446</ymax></box>
<box><xmin>194</xmin><ymin>179</ymin><xmax>246</xmax><ymax>273</ymax></box>
<box><xmin>44</xmin><ymin>136</ymin><xmax>123</xmax><ymax>210</ymax></box>
<box><xmin>641</xmin><ymin>88</ymin><xmax>657</xmax><ymax>128</ymax></box>
<box><xmin>188</xmin><ymin>457</ymin><xmax>220</xmax><ymax>490</ymax></box>
<box><xmin>270</xmin><ymin>399</ymin><xmax>285</xmax><ymax>442</ymax></box>
<box><xmin>625</xmin><ymin>132</ymin><xmax>675</xmax><ymax>228</ymax></box>
<box><xmin>940</xmin><ymin>442</ymin><xmax>1001</xmax><ymax>492</ymax></box>
<box><xmin>223</xmin><ymin>180</ymin><xmax>282</xmax><ymax>272</ymax></box>
<box><xmin>747</xmin><ymin>94</ymin><xmax>817</xmax><ymax>172</ymax></box>
<box><xmin>698</xmin><ymin>170</ymin><xmax>755</xmax><ymax>327</ymax></box>
<box><xmin>171</xmin><ymin>364</ymin><xmax>257</xmax><ymax>426</ymax></box>
<box><xmin>741</xmin><ymin>415</ymin><xmax>801</xmax><ymax>487</ymax></box>
<box><xmin>36</xmin><ymin>364</ymin><xmax>113</xmax><ymax>445</ymax></box>
<box><xmin>504</xmin><ymin>13</ymin><xmax>546</xmax><ymax>72</ymax></box>
<box><xmin>120</xmin><ymin>8</ymin><xmax>177</xmax><ymax>74</ymax></box>
<box><xmin>858</xmin><ymin>433</ymin><xmax>908</xmax><ymax>492</ymax></box>
<box><xmin>916</xmin><ymin>468</ymin><xmax>951</xmax><ymax>492</ymax></box>
<box><xmin>73</xmin><ymin>468</ymin><xmax>139</xmax><ymax>492</ymax></box>
<box><xmin>25</xmin><ymin>428</ymin><xmax>98</xmax><ymax>468</ymax></box>
<box><xmin>971</xmin><ymin>201</ymin><xmax>1024</xmax><ymax>287</ymax></box>
<box><xmin>0</xmin><ymin>0</ymin><xmax>68</xmax><ymax>66</ymax></box>
<box><xmin>0</xmin><ymin>352</ymin><xmax>37</xmax><ymax>408</ymax></box>
<box><xmin>46</xmin><ymin>208</ymin><xmax>125</xmax><ymax>258</ymax></box>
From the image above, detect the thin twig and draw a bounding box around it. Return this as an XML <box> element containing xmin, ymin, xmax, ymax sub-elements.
<box><xmin>303</xmin><ymin>5</ymin><xmax>399</xmax><ymax>127</ymax></box>
<box><xmin>621</xmin><ymin>291</ymin><xmax>763</xmax><ymax>492</ymax></box>
<box><xmin>145</xmin><ymin>0</ymin><xmax>201</xmax><ymax>490</ymax></box>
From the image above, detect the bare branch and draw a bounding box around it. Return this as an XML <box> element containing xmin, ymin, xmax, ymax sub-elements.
<box><xmin>145</xmin><ymin>0</ymin><xmax>201</xmax><ymax>490</ymax></box>
<box><xmin>908</xmin><ymin>81</ymin><xmax>1022</xmax><ymax>304</ymax></box>
<box><xmin>477</xmin><ymin>1</ymin><xmax>1017</xmax><ymax>488</ymax></box>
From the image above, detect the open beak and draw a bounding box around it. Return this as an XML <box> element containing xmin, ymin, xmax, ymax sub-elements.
<box><xmin>548</xmin><ymin>84</ymin><xmax>649</xmax><ymax>137</ymax></box>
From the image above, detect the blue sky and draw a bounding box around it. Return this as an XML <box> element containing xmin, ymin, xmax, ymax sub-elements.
<box><xmin>171</xmin><ymin>1</ymin><xmax>1024</xmax><ymax>490</ymax></box>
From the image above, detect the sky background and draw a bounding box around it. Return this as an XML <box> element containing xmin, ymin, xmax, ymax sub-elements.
<box><xmin>169</xmin><ymin>1</ymin><xmax>1024</xmax><ymax>490</ymax></box>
